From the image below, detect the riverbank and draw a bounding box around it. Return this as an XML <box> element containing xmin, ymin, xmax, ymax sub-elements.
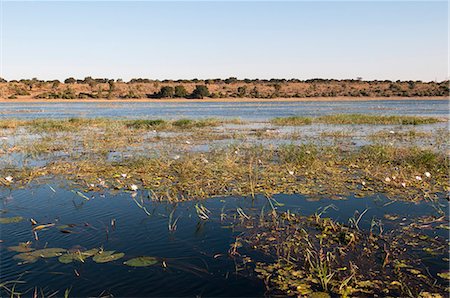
<box><xmin>0</xmin><ymin>96</ymin><xmax>448</xmax><ymax>103</ymax></box>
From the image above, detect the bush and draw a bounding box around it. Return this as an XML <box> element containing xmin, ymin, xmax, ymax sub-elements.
<box><xmin>149</xmin><ymin>86</ymin><xmax>175</xmax><ymax>99</ymax></box>
<box><xmin>174</xmin><ymin>85</ymin><xmax>188</xmax><ymax>98</ymax></box>
<box><xmin>237</xmin><ymin>86</ymin><xmax>247</xmax><ymax>97</ymax></box>
<box><xmin>64</xmin><ymin>77</ymin><xmax>76</xmax><ymax>84</ymax></box>
<box><xmin>191</xmin><ymin>85</ymin><xmax>210</xmax><ymax>99</ymax></box>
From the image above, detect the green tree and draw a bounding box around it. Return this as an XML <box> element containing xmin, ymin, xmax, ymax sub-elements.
<box><xmin>174</xmin><ymin>85</ymin><xmax>188</xmax><ymax>98</ymax></box>
<box><xmin>237</xmin><ymin>86</ymin><xmax>247</xmax><ymax>97</ymax></box>
<box><xmin>157</xmin><ymin>86</ymin><xmax>175</xmax><ymax>98</ymax></box>
<box><xmin>191</xmin><ymin>85</ymin><xmax>210</xmax><ymax>99</ymax></box>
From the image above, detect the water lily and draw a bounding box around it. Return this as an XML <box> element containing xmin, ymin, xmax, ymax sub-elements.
<box><xmin>185</xmin><ymin>140</ymin><xmax>191</xmax><ymax>144</ymax></box>
<box><xmin>425</xmin><ymin>172</ymin><xmax>431</xmax><ymax>178</ymax></box>
<box><xmin>415</xmin><ymin>176</ymin><xmax>422</xmax><ymax>181</ymax></box>
<box><xmin>361</xmin><ymin>181</ymin><xmax>366</xmax><ymax>186</ymax></box>
<box><xmin>121</xmin><ymin>173</ymin><xmax>127</xmax><ymax>178</ymax></box>
<box><xmin>401</xmin><ymin>182</ymin><xmax>406</xmax><ymax>188</ymax></box>
<box><xmin>385</xmin><ymin>177</ymin><xmax>391</xmax><ymax>182</ymax></box>
<box><xmin>201</xmin><ymin>158</ymin><xmax>209</xmax><ymax>164</ymax></box>
<box><xmin>130</xmin><ymin>184</ymin><xmax>138</xmax><ymax>191</ymax></box>
<box><xmin>173</xmin><ymin>155</ymin><xmax>180</xmax><ymax>160</ymax></box>
<box><xmin>288</xmin><ymin>170</ymin><xmax>294</xmax><ymax>176</ymax></box>
<box><xmin>5</xmin><ymin>176</ymin><xmax>13</xmax><ymax>182</ymax></box>
<box><xmin>389</xmin><ymin>130</ymin><xmax>395</xmax><ymax>134</ymax></box>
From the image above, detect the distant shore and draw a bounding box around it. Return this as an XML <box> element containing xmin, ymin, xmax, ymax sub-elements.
<box><xmin>0</xmin><ymin>96</ymin><xmax>448</xmax><ymax>103</ymax></box>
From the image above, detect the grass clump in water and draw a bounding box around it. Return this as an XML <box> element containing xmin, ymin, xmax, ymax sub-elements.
<box><xmin>271</xmin><ymin>114</ymin><xmax>444</xmax><ymax>126</ymax></box>
<box><xmin>271</xmin><ymin>116</ymin><xmax>313</xmax><ymax>126</ymax></box>
<box><xmin>125</xmin><ymin>119</ymin><xmax>167</xmax><ymax>129</ymax></box>
<box><xmin>172</xmin><ymin>118</ymin><xmax>220</xmax><ymax>129</ymax></box>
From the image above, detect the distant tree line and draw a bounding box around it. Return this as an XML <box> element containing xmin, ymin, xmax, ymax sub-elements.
<box><xmin>1</xmin><ymin>77</ymin><xmax>448</xmax><ymax>99</ymax></box>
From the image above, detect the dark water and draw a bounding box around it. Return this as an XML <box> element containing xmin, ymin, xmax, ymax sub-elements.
<box><xmin>0</xmin><ymin>183</ymin><xmax>448</xmax><ymax>297</ymax></box>
<box><xmin>0</xmin><ymin>100</ymin><xmax>448</xmax><ymax>120</ymax></box>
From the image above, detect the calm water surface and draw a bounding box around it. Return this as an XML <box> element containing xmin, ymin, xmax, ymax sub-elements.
<box><xmin>0</xmin><ymin>100</ymin><xmax>448</xmax><ymax>120</ymax></box>
<box><xmin>0</xmin><ymin>183</ymin><xmax>448</xmax><ymax>297</ymax></box>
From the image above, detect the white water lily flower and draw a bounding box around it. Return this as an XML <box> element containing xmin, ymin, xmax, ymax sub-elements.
<box><xmin>401</xmin><ymin>182</ymin><xmax>406</xmax><ymax>188</ymax></box>
<box><xmin>415</xmin><ymin>176</ymin><xmax>422</xmax><ymax>181</ymax></box>
<box><xmin>385</xmin><ymin>177</ymin><xmax>391</xmax><ymax>182</ymax></box>
<box><xmin>288</xmin><ymin>170</ymin><xmax>294</xmax><ymax>176</ymax></box>
<box><xmin>424</xmin><ymin>172</ymin><xmax>431</xmax><ymax>178</ymax></box>
<box><xmin>130</xmin><ymin>184</ymin><xmax>138</xmax><ymax>191</ymax></box>
<box><xmin>389</xmin><ymin>130</ymin><xmax>395</xmax><ymax>134</ymax></box>
<box><xmin>201</xmin><ymin>158</ymin><xmax>209</xmax><ymax>164</ymax></box>
<box><xmin>185</xmin><ymin>140</ymin><xmax>191</xmax><ymax>144</ymax></box>
<box><xmin>392</xmin><ymin>176</ymin><xmax>396</xmax><ymax>180</ymax></box>
<box><xmin>361</xmin><ymin>181</ymin><xmax>366</xmax><ymax>186</ymax></box>
<box><xmin>5</xmin><ymin>176</ymin><xmax>13</xmax><ymax>182</ymax></box>
<box><xmin>90</xmin><ymin>184</ymin><xmax>95</xmax><ymax>188</ymax></box>
<box><xmin>173</xmin><ymin>155</ymin><xmax>180</xmax><ymax>160</ymax></box>
<box><xmin>121</xmin><ymin>173</ymin><xmax>127</xmax><ymax>178</ymax></box>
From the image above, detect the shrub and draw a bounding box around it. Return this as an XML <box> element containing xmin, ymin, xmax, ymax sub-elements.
<box><xmin>159</xmin><ymin>86</ymin><xmax>175</xmax><ymax>98</ymax></box>
<box><xmin>237</xmin><ymin>86</ymin><xmax>247</xmax><ymax>97</ymax></box>
<box><xmin>64</xmin><ymin>77</ymin><xmax>76</xmax><ymax>84</ymax></box>
<box><xmin>174</xmin><ymin>85</ymin><xmax>188</xmax><ymax>98</ymax></box>
<box><xmin>191</xmin><ymin>85</ymin><xmax>210</xmax><ymax>99</ymax></box>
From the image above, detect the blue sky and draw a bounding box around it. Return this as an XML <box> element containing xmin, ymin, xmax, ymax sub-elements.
<box><xmin>1</xmin><ymin>1</ymin><xmax>448</xmax><ymax>81</ymax></box>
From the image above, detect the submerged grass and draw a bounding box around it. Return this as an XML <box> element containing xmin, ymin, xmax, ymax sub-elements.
<box><xmin>239</xmin><ymin>210</ymin><xmax>448</xmax><ymax>297</ymax></box>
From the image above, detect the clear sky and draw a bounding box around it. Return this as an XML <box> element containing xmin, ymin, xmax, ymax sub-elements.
<box><xmin>1</xmin><ymin>1</ymin><xmax>448</xmax><ymax>81</ymax></box>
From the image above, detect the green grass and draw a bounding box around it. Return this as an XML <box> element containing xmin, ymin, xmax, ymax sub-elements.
<box><xmin>271</xmin><ymin>116</ymin><xmax>313</xmax><ymax>126</ymax></box>
<box><xmin>271</xmin><ymin>114</ymin><xmax>444</xmax><ymax>126</ymax></box>
<box><xmin>125</xmin><ymin>119</ymin><xmax>167</xmax><ymax>129</ymax></box>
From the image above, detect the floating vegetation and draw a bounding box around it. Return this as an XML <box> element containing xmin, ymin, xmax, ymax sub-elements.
<box><xmin>93</xmin><ymin>251</ymin><xmax>125</xmax><ymax>263</ymax></box>
<box><xmin>8</xmin><ymin>242</ymin><xmax>34</xmax><ymax>253</ymax></box>
<box><xmin>14</xmin><ymin>248</ymin><xmax>66</xmax><ymax>264</ymax></box>
<box><xmin>237</xmin><ymin>211</ymin><xmax>448</xmax><ymax>297</ymax></box>
<box><xmin>0</xmin><ymin>216</ymin><xmax>24</xmax><ymax>224</ymax></box>
<box><xmin>124</xmin><ymin>256</ymin><xmax>159</xmax><ymax>267</ymax></box>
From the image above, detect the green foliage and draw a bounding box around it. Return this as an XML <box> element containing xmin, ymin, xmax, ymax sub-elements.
<box><xmin>191</xmin><ymin>85</ymin><xmax>210</xmax><ymax>99</ymax></box>
<box><xmin>64</xmin><ymin>77</ymin><xmax>76</xmax><ymax>84</ymax></box>
<box><xmin>174</xmin><ymin>85</ymin><xmax>188</xmax><ymax>98</ymax></box>
<box><xmin>126</xmin><ymin>119</ymin><xmax>167</xmax><ymax>129</ymax></box>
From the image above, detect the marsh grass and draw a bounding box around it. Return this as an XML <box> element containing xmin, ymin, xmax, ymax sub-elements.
<box><xmin>4</xmin><ymin>144</ymin><xmax>448</xmax><ymax>202</ymax></box>
<box><xmin>271</xmin><ymin>114</ymin><xmax>444</xmax><ymax>126</ymax></box>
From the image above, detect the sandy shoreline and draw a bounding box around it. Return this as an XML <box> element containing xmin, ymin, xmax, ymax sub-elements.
<box><xmin>0</xmin><ymin>96</ymin><xmax>448</xmax><ymax>103</ymax></box>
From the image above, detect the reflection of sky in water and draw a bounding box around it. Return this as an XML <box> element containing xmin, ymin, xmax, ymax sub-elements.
<box><xmin>0</xmin><ymin>100</ymin><xmax>448</xmax><ymax>120</ymax></box>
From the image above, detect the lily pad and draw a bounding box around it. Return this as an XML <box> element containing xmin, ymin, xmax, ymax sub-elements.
<box><xmin>92</xmin><ymin>250</ymin><xmax>115</xmax><ymax>262</ymax></box>
<box><xmin>93</xmin><ymin>252</ymin><xmax>124</xmax><ymax>263</ymax></box>
<box><xmin>13</xmin><ymin>252</ymin><xmax>39</xmax><ymax>263</ymax></box>
<box><xmin>8</xmin><ymin>242</ymin><xmax>34</xmax><ymax>252</ymax></box>
<box><xmin>58</xmin><ymin>254</ymin><xmax>75</xmax><ymax>264</ymax></box>
<box><xmin>0</xmin><ymin>216</ymin><xmax>24</xmax><ymax>224</ymax></box>
<box><xmin>124</xmin><ymin>256</ymin><xmax>158</xmax><ymax>267</ymax></box>
<box><xmin>32</xmin><ymin>248</ymin><xmax>66</xmax><ymax>258</ymax></box>
<box><xmin>82</xmin><ymin>248</ymin><xmax>100</xmax><ymax>257</ymax></box>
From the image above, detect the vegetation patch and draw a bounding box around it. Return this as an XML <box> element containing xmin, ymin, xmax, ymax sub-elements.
<box><xmin>271</xmin><ymin>114</ymin><xmax>444</xmax><ymax>126</ymax></box>
<box><xmin>238</xmin><ymin>211</ymin><xmax>448</xmax><ymax>297</ymax></box>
